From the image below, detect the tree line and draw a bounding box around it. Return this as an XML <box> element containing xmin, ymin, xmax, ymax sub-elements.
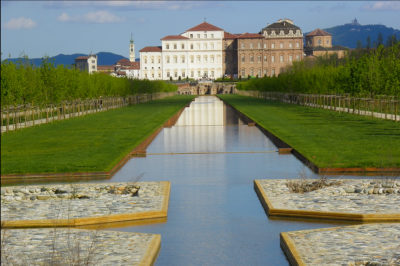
<box><xmin>236</xmin><ymin>43</ymin><xmax>400</xmax><ymax>98</ymax></box>
<box><xmin>1</xmin><ymin>58</ymin><xmax>177</xmax><ymax>107</ymax></box>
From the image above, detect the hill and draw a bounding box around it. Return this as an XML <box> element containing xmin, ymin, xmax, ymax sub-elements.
<box><xmin>4</xmin><ymin>52</ymin><xmax>128</xmax><ymax>67</ymax></box>
<box><xmin>322</xmin><ymin>19</ymin><xmax>400</xmax><ymax>48</ymax></box>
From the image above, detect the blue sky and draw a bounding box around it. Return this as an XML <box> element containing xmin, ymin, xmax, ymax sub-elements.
<box><xmin>2</xmin><ymin>1</ymin><xmax>400</xmax><ymax>59</ymax></box>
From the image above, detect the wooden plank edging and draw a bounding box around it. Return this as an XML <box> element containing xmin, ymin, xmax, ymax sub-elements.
<box><xmin>254</xmin><ymin>180</ymin><xmax>400</xmax><ymax>222</ymax></box>
<box><xmin>139</xmin><ymin>234</ymin><xmax>161</xmax><ymax>266</ymax></box>
<box><xmin>280</xmin><ymin>232</ymin><xmax>305</xmax><ymax>266</ymax></box>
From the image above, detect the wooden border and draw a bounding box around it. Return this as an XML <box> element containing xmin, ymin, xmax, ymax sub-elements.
<box><xmin>219</xmin><ymin>96</ymin><xmax>400</xmax><ymax>175</ymax></box>
<box><xmin>139</xmin><ymin>234</ymin><xmax>161</xmax><ymax>266</ymax></box>
<box><xmin>280</xmin><ymin>232</ymin><xmax>305</xmax><ymax>266</ymax></box>
<box><xmin>1</xmin><ymin>182</ymin><xmax>171</xmax><ymax>229</ymax></box>
<box><xmin>254</xmin><ymin>180</ymin><xmax>400</xmax><ymax>222</ymax></box>
<box><xmin>1</xmin><ymin>104</ymin><xmax>188</xmax><ymax>185</ymax></box>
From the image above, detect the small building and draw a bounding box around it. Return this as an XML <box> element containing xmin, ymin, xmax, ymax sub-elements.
<box><xmin>97</xmin><ymin>65</ymin><xmax>115</xmax><ymax>74</ymax></box>
<box><xmin>114</xmin><ymin>58</ymin><xmax>140</xmax><ymax>79</ymax></box>
<box><xmin>305</xmin><ymin>29</ymin><xmax>348</xmax><ymax>58</ymax></box>
<box><xmin>74</xmin><ymin>54</ymin><xmax>97</xmax><ymax>74</ymax></box>
<box><xmin>139</xmin><ymin>46</ymin><xmax>162</xmax><ymax>80</ymax></box>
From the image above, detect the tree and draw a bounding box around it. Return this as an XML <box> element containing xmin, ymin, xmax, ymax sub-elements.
<box><xmin>356</xmin><ymin>40</ymin><xmax>363</xmax><ymax>49</ymax></box>
<box><xmin>377</xmin><ymin>32</ymin><xmax>383</xmax><ymax>47</ymax></box>
<box><xmin>386</xmin><ymin>34</ymin><xmax>398</xmax><ymax>47</ymax></box>
<box><xmin>366</xmin><ymin>36</ymin><xmax>371</xmax><ymax>50</ymax></box>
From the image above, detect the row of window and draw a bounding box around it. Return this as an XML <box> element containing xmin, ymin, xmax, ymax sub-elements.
<box><xmin>143</xmin><ymin>55</ymin><xmax>222</xmax><ymax>64</ymax></box>
<box><xmin>189</xmin><ymin>33</ymin><xmax>215</xmax><ymax>39</ymax></box>
<box><xmin>240</xmin><ymin>68</ymin><xmax>276</xmax><ymax>77</ymax></box>
<box><xmin>239</xmin><ymin>41</ymin><xmax>300</xmax><ymax>49</ymax></box>
<box><xmin>164</xmin><ymin>42</ymin><xmax>219</xmax><ymax>50</ymax></box>
<box><xmin>166</xmin><ymin>70</ymin><xmax>217</xmax><ymax>78</ymax></box>
<box><xmin>240</xmin><ymin>54</ymin><xmax>301</xmax><ymax>63</ymax></box>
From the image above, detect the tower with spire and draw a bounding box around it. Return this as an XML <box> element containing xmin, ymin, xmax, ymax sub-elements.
<box><xmin>129</xmin><ymin>33</ymin><xmax>135</xmax><ymax>62</ymax></box>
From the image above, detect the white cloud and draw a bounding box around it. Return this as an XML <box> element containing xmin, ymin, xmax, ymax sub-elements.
<box><xmin>363</xmin><ymin>1</ymin><xmax>400</xmax><ymax>11</ymax></box>
<box><xmin>57</xmin><ymin>11</ymin><xmax>123</xmax><ymax>23</ymax></box>
<box><xmin>4</xmin><ymin>17</ymin><xmax>37</xmax><ymax>30</ymax></box>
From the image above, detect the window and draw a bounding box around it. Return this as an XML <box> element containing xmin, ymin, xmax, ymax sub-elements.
<box><xmin>92</xmin><ymin>65</ymin><xmax>95</xmax><ymax>69</ymax></box>
<box><xmin>271</xmin><ymin>43</ymin><xmax>275</xmax><ymax>49</ymax></box>
<box><xmin>166</xmin><ymin>44</ymin><xmax>170</xmax><ymax>49</ymax></box>
<box><xmin>264</xmin><ymin>69</ymin><xmax>268</xmax><ymax>76</ymax></box>
<box><xmin>289</xmin><ymin>55</ymin><xmax>293</xmax><ymax>62</ymax></box>
<box><xmin>258</xmin><ymin>55</ymin><xmax>261</xmax><ymax>62</ymax></box>
<box><xmin>280</xmin><ymin>42</ymin><xmax>283</xmax><ymax>48</ymax></box>
<box><xmin>197</xmin><ymin>43</ymin><xmax>200</xmax><ymax>49</ymax></box>
<box><xmin>144</xmin><ymin>57</ymin><xmax>147</xmax><ymax>64</ymax></box>
<box><xmin>250</xmin><ymin>55</ymin><xmax>254</xmax><ymax>63</ymax></box>
<box><xmin>250</xmin><ymin>43</ymin><xmax>253</xmax><ymax>49</ymax></box>
<box><xmin>211</xmin><ymin>71</ymin><xmax>214</xmax><ymax>77</ymax></box>
<box><xmin>211</xmin><ymin>55</ymin><xmax>214</xmax><ymax>63</ymax></box>
<box><xmin>190</xmin><ymin>34</ymin><xmax>193</xmax><ymax>38</ymax></box>
<box><xmin>190</xmin><ymin>56</ymin><xmax>194</xmax><ymax>63</ymax></box>
<box><xmin>174</xmin><ymin>72</ymin><xmax>178</xmax><ymax>78</ymax></box>
<box><xmin>145</xmin><ymin>74</ymin><xmax>148</xmax><ymax>78</ymax></box>
<box><xmin>151</xmin><ymin>57</ymin><xmax>154</xmax><ymax>64</ymax></box>
<box><xmin>204</xmin><ymin>55</ymin><xmax>208</xmax><ymax>62</ymax></box>
<box><xmin>258</xmin><ymin>43</ymin><xmax>261</xmax><ymax>49</ymax></box>
<box><xmin>182</xmin><ymin>71</ymin><xmax>185</xmax><ymax>77</ymax></box>
<box><xmin>241</xmin><ymin>69</ymin><xmax>245</xmax><ymax>77</ymax></box>
<box><xmin>327</xmin><ymin>39</ymin><xmax>330</xmax><ymax>44</ymax></box>
<box><xmin>174</xmin><ymin>44</ymin><xmax>177</xmax><ymax>49</ymax></box>
<box><xmin>211</xmin><ymin>43</ymin><xmax>214</xmax><ymax>49</ymax></box>
<box><xmin>204</xmin><ymin>70</ymin><xmax>208</xmax><ymax>77</ymax></box>
<box><xmin>280</xmin><ymin>55</ymin><xmax>284</xmax><ymax>62</ymax></box>
<box><xmin>198</xmin><ymin>70</ymin><xmax>201</xmax><ymax>77</ymax></box>
<box><xmin>241</xmin><ymin>55</ymin><xmax>245</xmax><ymax>62</ymax></box>
<box><xmin>289</xmin><ymin>42</ymin><xmax>293</xmax><ymax>48</ymax></box>
<box><xmin>158</xmin><ymin>57</ymin><xmax>161</xmax><ymax>63</ymax></box>
<box><xmin>241</xmin><ymin>43</ymin><xmax>245</xmax><ymax>49</ymax></box>
<box><xmin>166</xmin><ymin>56</ymin><xmax>170</xmax><ymax>63</ymax></box>
<box><xmin>296</xmin><ymin>42</ymin><xmax>300</xmax><ymax>48</ymax></box>
<box><xmin>191</xmin><ymin>71</ymin><xmax>194</xmax><ymax>77</ymax></box>
<box><xmin>264</xmin><ymin>55</ymin><xmax>267</xmax><ymax>62</ymax></box>
<box><xmin>91</xmin><ymin>60</ymin><xmax>95</xmax><ymax>63</ymax></box>
<box><xmin>197</xmin><ymin>55</ymin><xmax>201</xmax><ymax>63</ymax></box>
<box><xmin>173</xmin><ymin>56</ymin><xmax>177</xmax><ymax>63</ymax></box>
<box><xmin>296</xmin><ymin>54</ymin><xmax>300</xmax><ymax>60</ymax></box>
<box><xmin>152</xmin><ymin>73</ymin><xmax>154</xmax><ymax>78</ymax></box>
<box><xmin>167</xmin><ymin>71</ymin><xmax>170</xmax><ymax>77</ymax></box>
<box><xmin>264</xmin><ymin>43</ymin><xmax>267</xmax><ymax>49</ymax></box>
<box><xmin>250</xmin><ymin>68</ymin><xmax>254</xmax><ymax>76</ymax></box>
<box><xmin>318</xmin><ymin>39</ymin><xmax>322</xmax><ymax>45</ymax></box>
<box><xmin>191</xmin><ymin>44</ymin><xmax>194</xmax><ymax>49</ymax></box>
<box><xmin>204</xmin><ymin>43</ymin><xmax>207</xmax><ymax>49</ymax></box>
<box><xmin>211</xmin><ymin>34</ymin><xmax>214</xmax><ymax>38</ymax></box>
<box><xmin>158</xmin><ymin>73</ymin><xmax>161</xmax><ymax>78</ymax></box>
<box><xmin>181</xmin><ymin>44</ymin><xmax>185</xmax><ymax>49</ymax></box>
<box><xmin>181</xmin><ymin>56</ymin><xmax>185</xmax><ymax>63</ymax></box>
<box><xmin>204</xmin><ymin>34</ymin><xmax>207</xmax><ymax>38</ymax></box>
<box><xmin>258</xmin><ymin>69</ymin><xmax>261</xmax><ymax>77</ymax></box>
<box><xmin>271</xmin><ymin>69</ymin><xmax>275</xmax><ymax>76</ymax></box>
<box><xmin>197</xmin><ymin>34</ymin><xmax>200</xmax><ymax>38</ymax></box>
<box><xmin>271</xmin><ymin>55</ymin><xmax>275</xmax><ymax>63</ymax></box>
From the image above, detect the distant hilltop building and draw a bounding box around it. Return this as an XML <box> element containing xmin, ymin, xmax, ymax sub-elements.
<box><xmin>139</xmin><ymin>19</ymin><xmax>304</xmax><ymax>80</ymax></box>
<box><xmin>74</xmin><ymin>54</ymin><xmax>97</xmax><ymax>74</ymax></box>
<box><xmin>305</xmin><ymin>28</ymin><xmax>348</xmax><ymax>58</ymax></box>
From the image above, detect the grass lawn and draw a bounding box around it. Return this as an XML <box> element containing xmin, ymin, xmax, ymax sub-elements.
<box><xmin>1</xmin><ymin>95</ymin><xmax>195</xmax><ymax>175</ymax></box>
<box><xmin>219</xmin><ymin>95</ymin><xmax>400</xmax><ymax>168</ymax></box>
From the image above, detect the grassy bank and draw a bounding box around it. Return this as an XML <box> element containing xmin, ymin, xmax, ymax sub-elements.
<box><xmin>1</xmin><ymin>95</ymin><xmax>195</xmax><ymax>175</ymax></box>
<box><xmin>219</xmin><ymin>95</ymin><xmax>400</xmax><ymax>168</ymax></box>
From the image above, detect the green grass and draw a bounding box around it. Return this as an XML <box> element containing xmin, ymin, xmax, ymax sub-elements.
<box><xmin>219</xmin><ymin>95</ymin><xmax>400</xmax><ymax>168</ymax></box>
<box><xmin>1</xmin><ymin>95</ymin><xmax>195</xmax><ymax>175</ymax></box>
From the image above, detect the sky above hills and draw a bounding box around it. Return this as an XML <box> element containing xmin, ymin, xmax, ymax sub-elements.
<box><xmin>2</xmin><ymin>1</ymin><xmax>400</xmax><ymax>59</ymax></box>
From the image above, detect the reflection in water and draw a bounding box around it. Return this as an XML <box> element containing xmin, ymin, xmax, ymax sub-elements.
<box><xmin>110</xmin><ymin>96</ymin><xmax>343</xmax><ymax>266</ymax></box>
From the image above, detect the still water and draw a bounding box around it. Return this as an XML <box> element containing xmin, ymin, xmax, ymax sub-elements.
<box><xmin>109</xmin><ymin>96</ymin><xmax>346</xmax><ymax>265</ymax></box>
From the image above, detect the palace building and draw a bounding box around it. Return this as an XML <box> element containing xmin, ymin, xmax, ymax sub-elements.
<box><xmin>138</xmin><ymin>19</ymin><xmax>304</xmax><ymax>80</ymax></box>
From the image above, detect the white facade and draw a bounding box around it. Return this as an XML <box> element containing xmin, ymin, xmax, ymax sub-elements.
<box><xmin>139</xmin><ymin>22</ymin><xmax>225</xmax><ymax>80</ymax></box>
<box><xmin>140</xmin><ymin>49</ymin><xmax>162</xmax><ymax>80</ymax></box>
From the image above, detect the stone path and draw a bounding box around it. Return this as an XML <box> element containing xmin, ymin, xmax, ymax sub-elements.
<box><xmin>1</xmin><ymin>228</ymin><xmax>159</xmax><ymax>265</ymax></box>
<box><xmin>257</xmin><ymin>179</ymin><xmax>400</xmax><ymax>214</ymax></box>
<box><xmin>283</xmin><ymin>223</ymin><xmax>400</xmax><ymax>266</ymax></box>
<box><xmin>1</xmin><ymin>182</ymin><xmax>168</xmax><ymax>225</ymax></box>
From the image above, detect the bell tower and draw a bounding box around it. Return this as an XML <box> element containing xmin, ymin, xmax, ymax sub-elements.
<box><xmin>129</xmin><ymin>33</ymin><xmax>135</xmax><ymax>62</ymax></box>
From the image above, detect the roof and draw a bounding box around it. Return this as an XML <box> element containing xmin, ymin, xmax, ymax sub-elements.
<box><xmin>186</xmin><ymin>22</ymin><xmax>224</xmax><ymax>32</ymax></box>
<box><xmin>75</xmin><ymin>56</ymin><xmax>89</xmax><ymax>60</ymax></box>
<box><xmin>97</xmin><ymin>65</ymin><xmax>114</xmax><ymax>71</ymax></box>
<box><xmin>139</xmin><ymin>46</ymin><xmax>162</xmax><ymax>53</ymax></box>
<box><xmin>224</xmin><ymin>32</ymin><xmax>239</xmax><ymax>39</ymax></box>
<box><xmin>261</xmin><ymin>19</ymin><xmax>301</xmax><ymax>35</ymax></box>
<box><xmin>237</xmin><ymin>33</ymin><xmax>264</xmax><ymax>39</ymax></box>
<box><xmin>306</xmin><ymin>28</ymin><xmax>331</xmax><ymax>37</ymax></box>
<box><xmin>126</xmin><ymin>61</ymin><xmax>140</xmax><ymax>70</ymax></box>
<box><xmin>161</xmin><ymin>35</ymin><xmax>189</xmax><ymax>40</ymax></box>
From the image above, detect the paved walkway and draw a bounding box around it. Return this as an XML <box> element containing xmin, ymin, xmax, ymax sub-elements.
<box><xmin>283</xmin><ymin>223</ymin><xmax>400</xmax><ymax>266</ymax></box>
<box><xmin>1</xmin><ymin>228</ymin><xmax>159</xmax><ymax>265</ymax></box>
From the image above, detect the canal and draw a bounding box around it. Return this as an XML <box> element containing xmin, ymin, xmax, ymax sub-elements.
<box><xmin>106</xmin><ymin>96</ymin><xmax>346</xmax><ymax>265</ymax></box>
